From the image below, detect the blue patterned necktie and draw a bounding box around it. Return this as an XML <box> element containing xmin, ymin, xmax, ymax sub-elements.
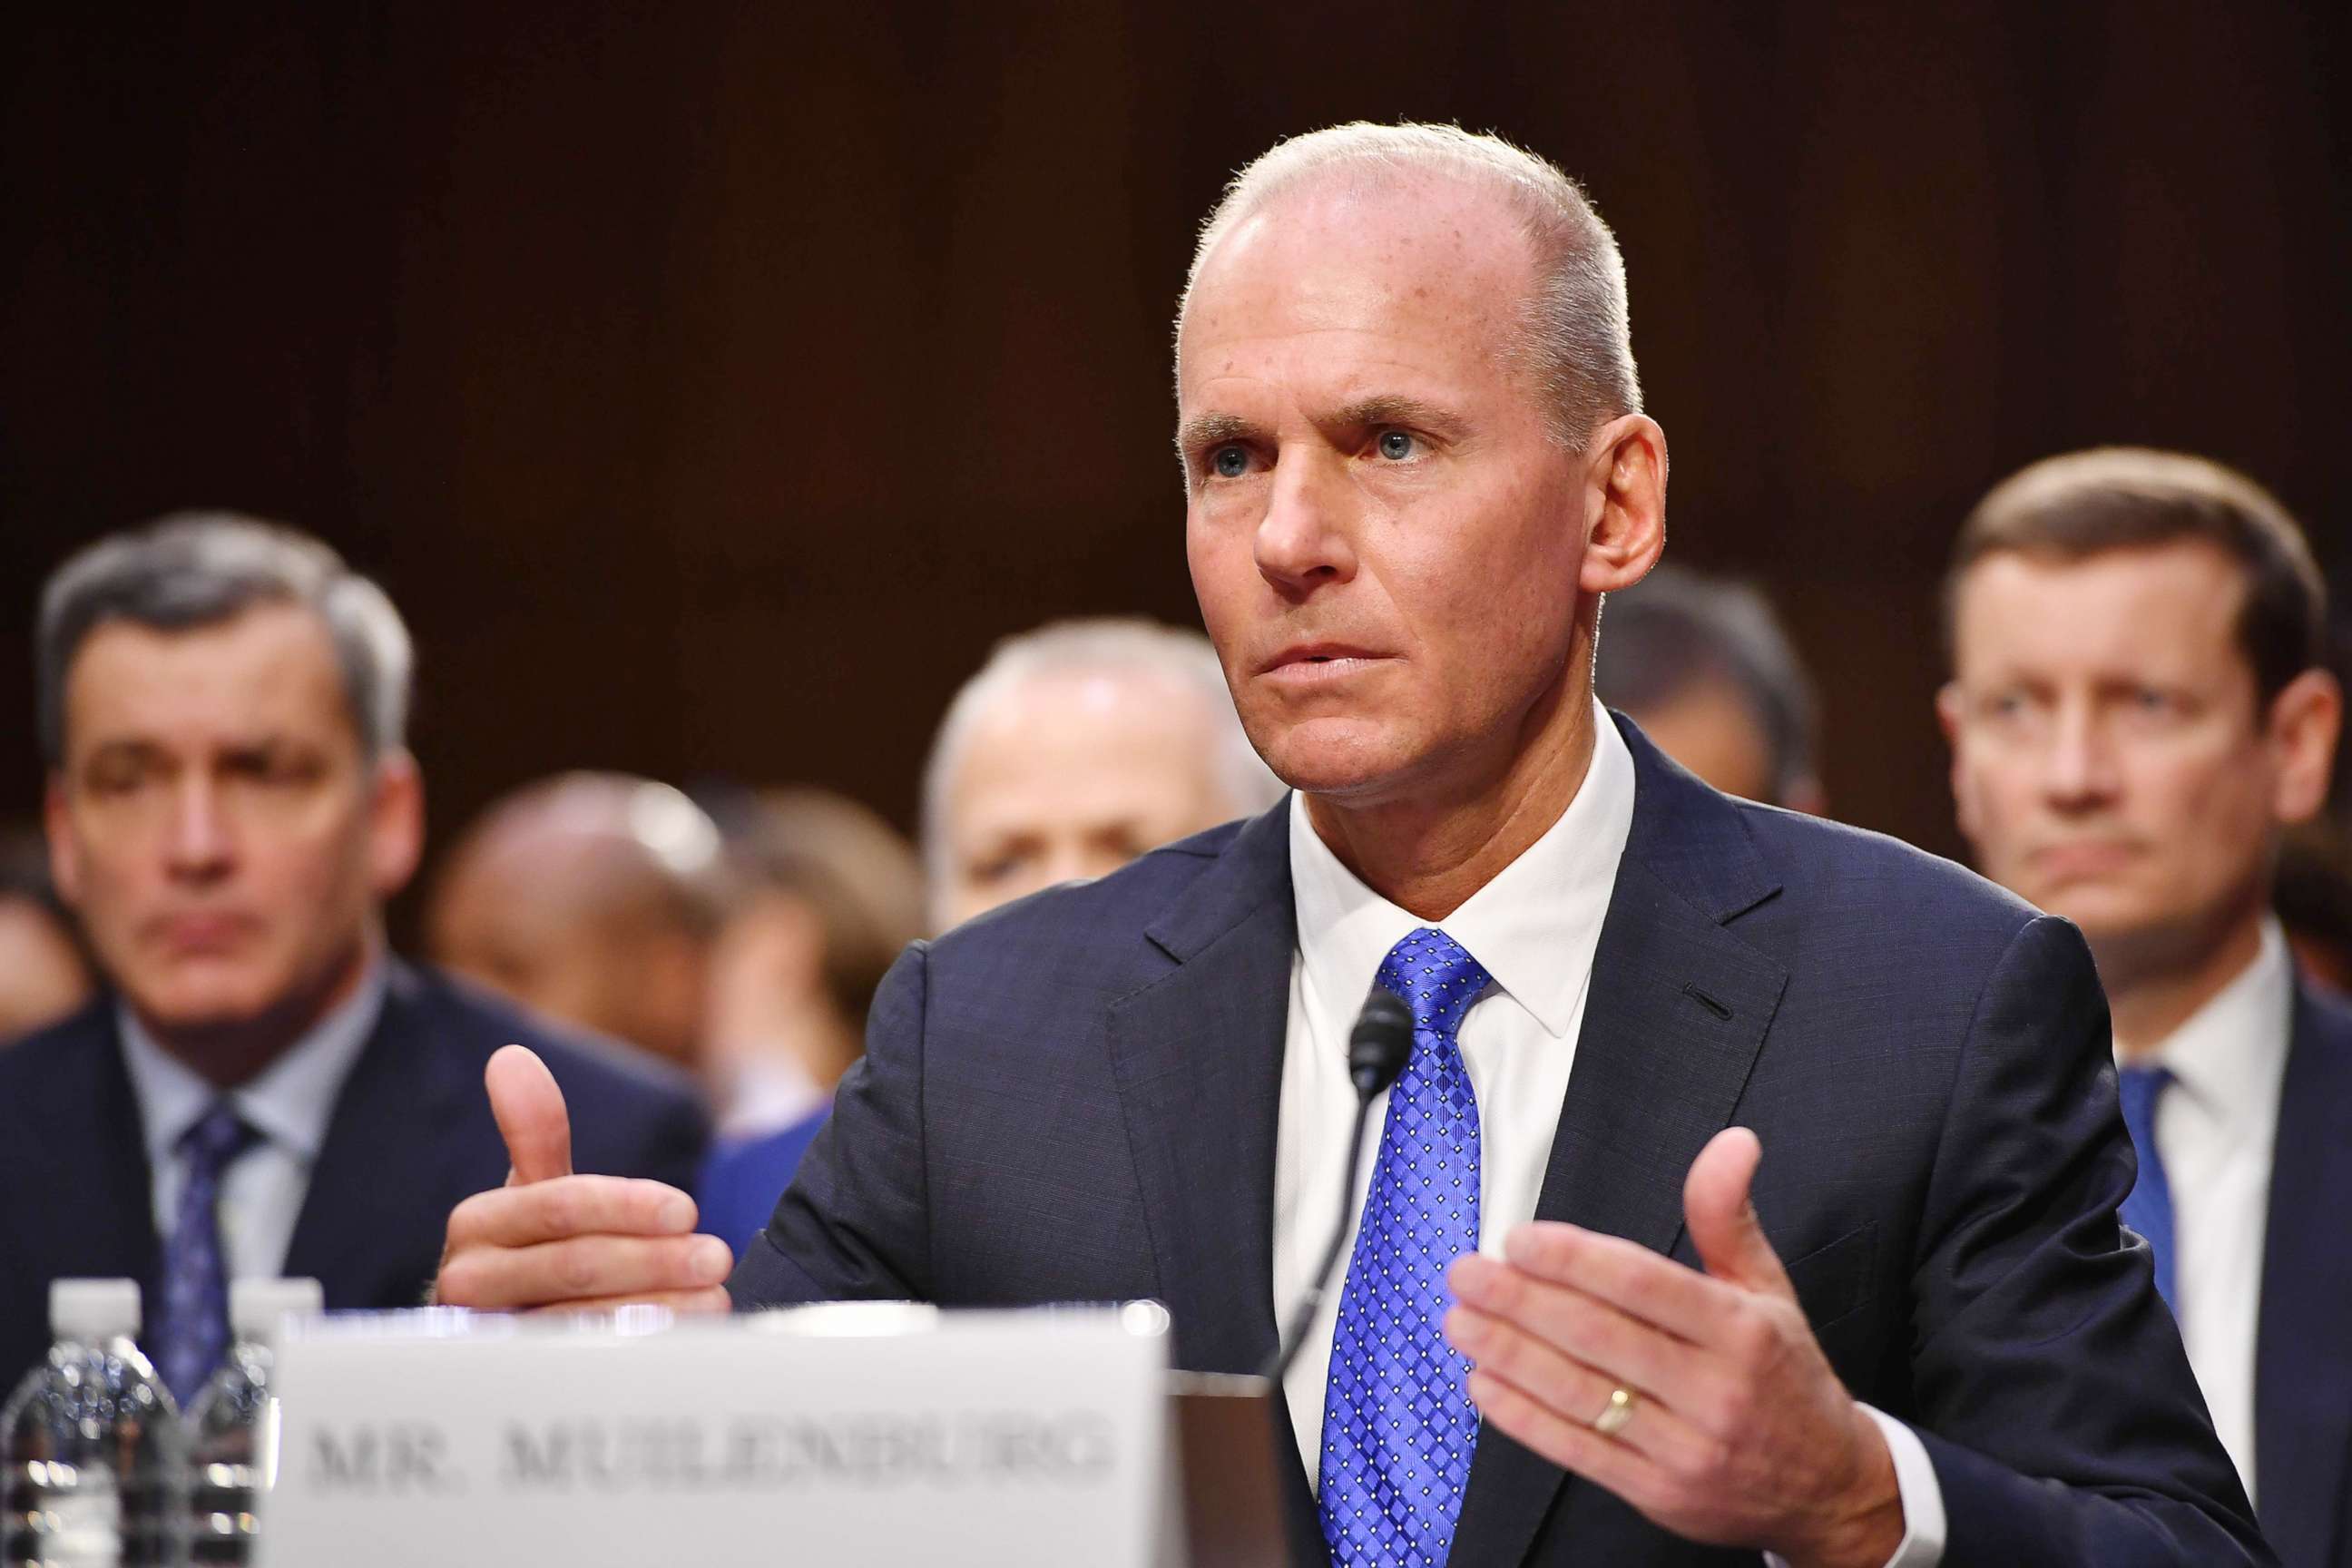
<box><xmin>1319</xmin><ymin>926</ymin><xmax>1492</xmax><ymax>1566</ymax></box>
<box><xmin>156</xmin><ymin>1100</ymin><xmax>260</xmax><ymax>1407</ymax></box>
<box><xmin>2116</xmin><ymin>1065</ymin><xmax>2177</xmax><ymax>1312</ymax></box>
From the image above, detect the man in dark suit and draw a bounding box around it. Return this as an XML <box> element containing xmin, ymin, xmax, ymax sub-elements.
<box><xmin>0</xmin><ymin>514</ymin><xmax>708</xmax><ymax>1405</ymax></box>
<box><xmin>1940</xmin><ymin>448</ymin><xmax>2348</xmax><ymax>1567</ymax></box>
<box><xmin>437</xmin><ymin>124</ymin><xmax>2264</xmax><ymax>1565</ymax></box>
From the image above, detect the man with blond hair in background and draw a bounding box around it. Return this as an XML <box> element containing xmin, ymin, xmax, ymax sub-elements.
<box><xmin>1940</xmin><ymin>447</ymin><xmax>2348</xmax><ymax>1568</ymax></box>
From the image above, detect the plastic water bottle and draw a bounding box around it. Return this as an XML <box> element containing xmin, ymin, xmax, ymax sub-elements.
<box><xmin>0</xmin><ymin>1278</ymin><xmax>183</xmax><ymax>1566</ymax></box>
<box><xmin>183</xmin><ymin>1279</ymin><xmax>321</xmax><ymax>1564</ymax></box>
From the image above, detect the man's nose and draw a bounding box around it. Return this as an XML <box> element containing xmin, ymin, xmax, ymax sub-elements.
<box><xmin>1253</xmin><ymin>451</ymin><xmax>1357</xmax><ymax>597</ymax></box>
<box><xmin>2042</xmin><ymin>707</ymin><xmax>2122</xmax><ymax>808</ymax></box>
<box><xmin>163</xmin><ymin>778</ymin><xmax>236</xmax><ymax>879</ymax></box>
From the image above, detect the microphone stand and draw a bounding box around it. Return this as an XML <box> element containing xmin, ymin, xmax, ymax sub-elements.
<box><xmin>1262</xmin><ymin>986</ymin><xmax>1415</xmax><ymax>1385</ymax></box>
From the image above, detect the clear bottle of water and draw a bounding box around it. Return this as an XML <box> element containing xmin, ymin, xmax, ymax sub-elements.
<box><xmin>1</xmin><ymin>1278</ymin><xmax>183</xmax><ymax>1567</ymax></box>
<box><xmin>183</xmin><ymin>1279</ymin><xmax>321</xmax><ymax>1565</ymax></box>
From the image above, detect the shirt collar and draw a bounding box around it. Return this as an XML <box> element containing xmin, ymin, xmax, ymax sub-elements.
<box><xmin>1289</xmin><ymin>700</ymin><xmax>1638</xmax><ymax>1040</ymax></box>
<box><xmin>2135</xmin><ymin>916</ymin><xmax>2295</xmax><ymax>1142</ymax></box>
<box><xmin>119</xmin><ymin>958</ymin><xmax>388</xmax><ymax>1170</ymax></box>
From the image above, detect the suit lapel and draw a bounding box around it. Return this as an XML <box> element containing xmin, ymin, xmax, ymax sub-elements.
<box><xmin>2253</xmin><ymin>981</ymin><xmax>2352</xmax><ymax>1567</ymax></box>
<box><xmin>6</xmin><ymin>1006</ymin><xmax>162</xmax><ymax>1289</ymax></box>
<box><xmin>1451</xmin><ymin>719</ymin><xmax>1789</xmax><ymax>1566</ymax></box>
<box><xmin>1104</xmin><ymin>804</ymin><xmax>1325</xmax><ymax>1555</ymax></box>
<box><xmin>283</xmin><ymin>964</ymin><xmax>472</xmax><ymax>1308</ymax></box>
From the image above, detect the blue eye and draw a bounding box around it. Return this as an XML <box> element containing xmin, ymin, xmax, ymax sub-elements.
<box><xmin>1377</xmin><ymin>430</ymin><xmax>1416</xmax><ymax>461</ymax></box>
<box><xmin>1211</xmin><ymin>446</ymin><xmax>1249</xmax><ymax>478</ymax></box>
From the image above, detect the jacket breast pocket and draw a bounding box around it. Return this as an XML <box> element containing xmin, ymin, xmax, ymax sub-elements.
<box><xmin>1782</xmin><ymin>1220</ymin><xmax>1879</xmax><ymax>1336</ymax></box>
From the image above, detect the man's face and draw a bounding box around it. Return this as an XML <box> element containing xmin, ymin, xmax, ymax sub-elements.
<box><xmin>46</xmin><ymin>604</ymin><xmax>420</xmax><ymax>1038</ymax></box>
<box><xmin>936</xmin><ymin>670</ymin><xmax>1240</xmax><ymax>929</ymax></box>
<box><xmin>1941</xmin><ymin>542</ymin><xmax>2331</xmax><ymax>974</ymax></box>
<box><xmin>1178</xmin><ymin>181</ymin><xmax>1601</xmax><ymax>805</ymax></box>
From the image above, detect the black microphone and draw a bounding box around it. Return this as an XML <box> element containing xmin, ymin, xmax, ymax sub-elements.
<box><xmin>1263</xmin><ymin>985</ymin><xmax>1416</xmax><ymax>1384</ymax></box>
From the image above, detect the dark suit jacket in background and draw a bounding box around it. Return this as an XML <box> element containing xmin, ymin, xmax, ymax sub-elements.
<box><xmin>731</xmin><ymin>717</ymin><xmax>2267</xmax><ymax>1566</ymax></box>
<box><xmin>2257</xmin><ymin>980</ymin><xmax>2352</xmax><ymax>1568</ymax></box>
<box><xmin>733</xmin><ymin>719</ymin><xmax>2277</xmax><ymax>1568</ymax></box>
<box><xmin>0</xmin><ymin>958</ymin><xmax>708</xmax><ymax>1394</ymax></box>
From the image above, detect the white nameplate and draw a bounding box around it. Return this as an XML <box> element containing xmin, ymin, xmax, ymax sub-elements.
<box><xmin>259</xmin><ymin>1301</ymin><xmax>1172</xmax><ymax>1568</ymax></box>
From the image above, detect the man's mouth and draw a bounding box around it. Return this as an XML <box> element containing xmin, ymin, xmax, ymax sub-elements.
<box><xmin>1259</xmin><ymin>642</ymin><xmax>1388</xmax><ymax>679</ymax></box>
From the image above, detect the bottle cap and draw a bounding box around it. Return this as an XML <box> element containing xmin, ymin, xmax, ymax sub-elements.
<box><xmin>229</xmin><ymin>1277</ymin><xmax>325</xmax><ymax>1348</ymax></box>
<box><xmin>50</xmin><ymin>1278</ymin><xmax>142</xmax><ymax>1343</ymax></box>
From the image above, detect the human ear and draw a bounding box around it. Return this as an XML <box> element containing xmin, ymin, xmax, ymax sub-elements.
<box><xmin>1577</xmin><ymin>414</ymin><xmax>1668</xmax><ymax>596</ymax></box>
<box><xmin>368</xmin><ymin>750</ymin><xmax>427</xmax><ymax>898</ymax></box>
<box><xmin>2267</xmin><ymin>667</ymin><xmax>2342</xmax><ymax>824</ymax></box>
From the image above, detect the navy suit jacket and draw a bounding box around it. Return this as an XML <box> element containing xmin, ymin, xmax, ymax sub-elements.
<box><xmin>0</xmin><ymin>958</ymin><xmax>708</xmax><ymax>1395</ymax></box>
<box><xmin>731</xmin><ymin>718</ymin><xmax>2267</xmax><ymax>1566</ymax></box>
<box><xmin>2258</xmin><ymin>980</ymin><xmax>2352</xmax><ymax>1568</ymax></box>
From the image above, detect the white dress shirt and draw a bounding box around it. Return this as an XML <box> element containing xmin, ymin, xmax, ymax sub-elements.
<box><xmin>1270</xmin><ymin>702</ymin><xmax>1943</xmax><ymax>1566</ymax></box>
<box><xmin>119</xmin><ymin>962</ymin><xmax>387</xmax><ymax>1280</ymax></box>
<box><xmin>2123</xmin><ymin>916</ymin><xmax>2293</xmax><ymax>1503</ymax></box>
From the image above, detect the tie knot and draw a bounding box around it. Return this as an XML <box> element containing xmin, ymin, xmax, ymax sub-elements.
<box><xmin>1376</xmin><ymin>926</ymin><xmax>1492</xmax><ymax>1040</ymax></box>
<box><xmin>179</xmin><ymin>1099</ymin><xmax>259</xmax><ymax>1171</ymax></box>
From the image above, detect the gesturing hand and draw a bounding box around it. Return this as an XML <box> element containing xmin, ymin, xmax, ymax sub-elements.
<box><xmin>1444</xmin><ymin>1128</ymin><xmax>1903</xmax><ymax>1568</ymax></box>
<box><xmin>434</xmin><ymin>1044</ymin><xmax>734</xmax><ymax>1314</ymax></box>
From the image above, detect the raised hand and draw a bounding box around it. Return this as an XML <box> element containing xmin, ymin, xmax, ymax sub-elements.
<box><xmin>1443</xmin><ymin>1128</ymin><xmax>1904</xmax><ymax>1568</ymax></box>
<box><xmin>435</xmin><ymin>1044</ymin><xmax>734</xmax><ymax>1314</ymax></box>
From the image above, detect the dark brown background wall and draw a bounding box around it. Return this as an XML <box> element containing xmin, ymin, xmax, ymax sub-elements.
<box><xmin>5</xmin><ymin>2</ymin><xmax>2347</xmax><ymax>920</ymax></box>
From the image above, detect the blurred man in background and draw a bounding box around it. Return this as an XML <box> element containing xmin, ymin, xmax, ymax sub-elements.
<box><xmin>921</xmin><ymin>617</ymin><xmax>1283</xmax><ymax>931</ymax></box>
<box><xmin>692</xmin><ymin>788</ymin><xmax>925</xmax><ymax>1253</ymax></box>
<box><xmin>426</xmin><ymin>772</ymin><xmax>726</xmax><ymax>1071</ymax></box>
<box><xmin>0</xmin><ymin>825</ymin><xmax>94</xmax><ymax>1042</ymax></box>
<box><xmin>0</xmin><ymin>514</ymin><xmax>708</xmax><ymax>1402</ymax></box>
<box><xmin>1941</xmin><ymin>447</ymin><xmax>2348</xmax><ymax>1566</ymax></box>
<box><xmin>702</xmin><ymin>620</ymin><xmax>1279</xmax><ymax>1247</ymax></box>
<box><xmin>1592</xmin><ymin>564</ymin><xmax>1825</xmax><ymax>811</ymax></box>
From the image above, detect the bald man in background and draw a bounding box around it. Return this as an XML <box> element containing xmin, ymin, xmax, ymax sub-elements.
<box><xmin>923</xmin><ymin>617</ymin><xmax>1285</xmax><ymax>931</ymax></box>
<box><xmin>700</xmin><ymin>621</ymin><xmax>1281</xmax><ymax>1248</ymax></box>
<box><xmin>427</xmin><ymin>772</ymin><xmax>727</xmax><ymax>1072</ymax></box>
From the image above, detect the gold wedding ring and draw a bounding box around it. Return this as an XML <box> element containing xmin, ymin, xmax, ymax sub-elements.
<box><xmin>1592</xmin><ymin>1385</ymin><xmax>1639</xmax><ymax>1437</ymax></box>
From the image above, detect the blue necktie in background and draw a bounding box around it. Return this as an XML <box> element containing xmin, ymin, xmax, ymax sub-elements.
<box><xmin>1319</xmin><ymin>927</ymin><xmax>1491</xmax><ymax>1567</ymax></box>
<box><xmin>155</xmin><ymin>1100</ymin><xmax>260</xmax><ymax>1407</ymax></box>
<box><xmin>2115</xmin><ymin>1064</ymin><xmax>2177</xmax><ymax>1312</ymax></box>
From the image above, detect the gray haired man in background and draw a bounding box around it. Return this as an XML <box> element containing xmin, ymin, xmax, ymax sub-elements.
<box><xmin>0</xmin><ymin>513</ymin><xmax>707</xmax><ymax>1404</ymax></box>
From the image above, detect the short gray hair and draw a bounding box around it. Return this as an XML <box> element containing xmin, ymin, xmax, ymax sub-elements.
<box><xmin>1592</xmin><ymin>566</ymin><xmax>1819</xmax><ymax>803</ymax></box>
<box><xmin>919</xmin><ymin>618</ymin><xmax>1284</xmax><ymax>893</ymax></box>
<box><xmin>1179</xmin><ymin>122</ymin><xmax>1642</xmax><ymax>444</ymax></box>
<box><xmin>37</xmin><ymin>512</ymin><xmax>415</xmax><ymax>765</ymax></box>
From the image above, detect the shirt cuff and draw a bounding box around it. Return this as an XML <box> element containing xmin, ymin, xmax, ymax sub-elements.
<box><xmin>1760</xmin><ymin>1405</ymin><xmax>1945</xmax><ymax>1568</ymax></box>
